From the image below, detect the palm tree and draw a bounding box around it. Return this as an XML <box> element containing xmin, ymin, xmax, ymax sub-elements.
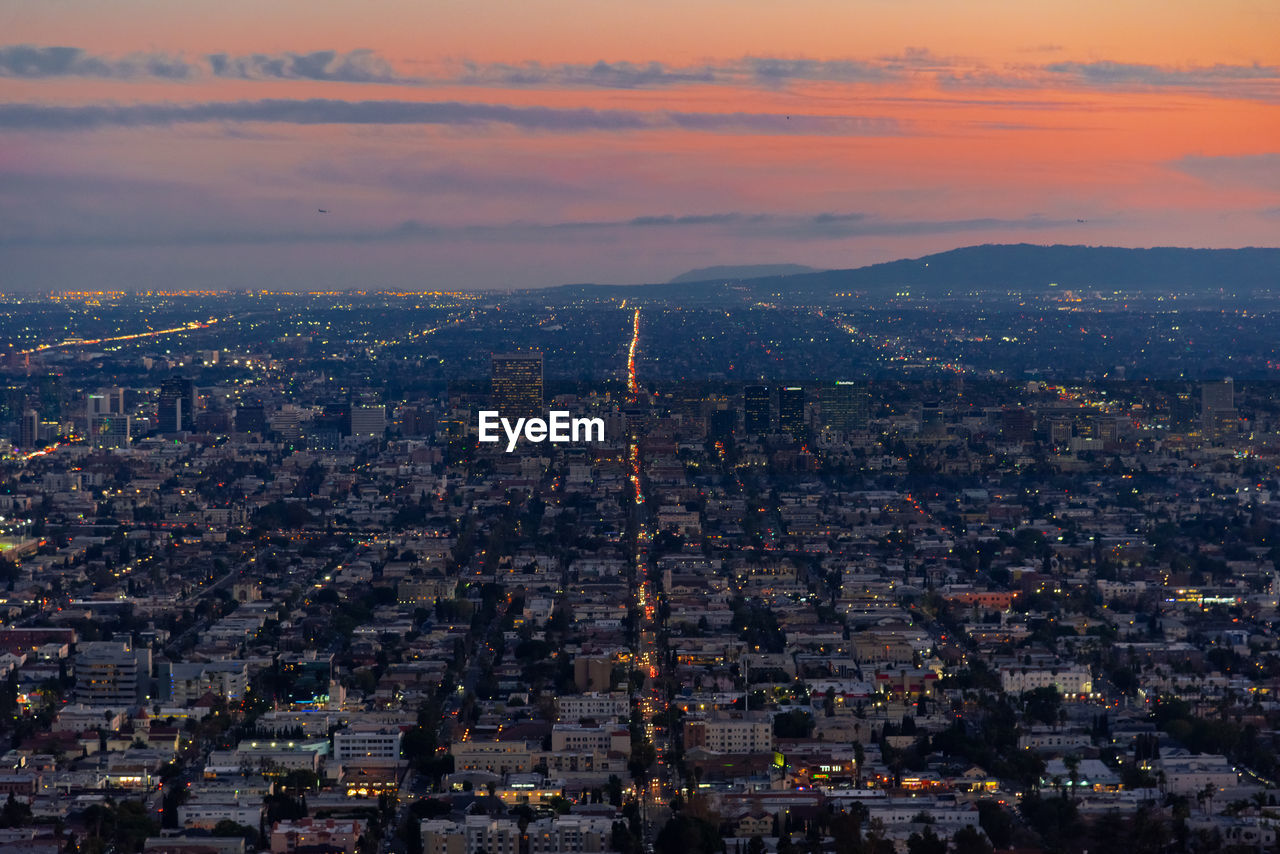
<box><xmin>1199</xmin><ymin>782</ymin><xmax>1217</xmax><ymax>816</ymax></box>
<box><xmin>1064</xmin><ymin>755</ymin><xmax>1081</xmax><ymax>801</ymax></box>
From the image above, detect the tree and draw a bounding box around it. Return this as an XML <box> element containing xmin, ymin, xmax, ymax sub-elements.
<box><xmin>950</xmin><ymin>826</ymin><xmax>993</xmax><ymax>854</ymax></box>
<box><xmin>402</xmin><ymin>815</ymin><xmax>423</xmax><ymax>854</ymax></box>
<box><xmin>0</xmin><ymin>794</ymin><xmax>31</xmax><ymax>828</ymax></box>
<box><xmin>773</xmin><ymin>708</ymin><xmax>815</xmax><ymax>739</ymax></box>
<box><xmin>975</xmin><ymin>801</ymin><xmax>1014</xmax><ymax>849</ymax></box>
<box><xmin>907</xmin><ymin>825</ymin><xmax>948</xmax><ymax>854</ymax></box>
<box><xmin>212</xmin><ymin>820</ymin><xmax>259</xmax><ymax>847</ymax></box>
<box><xmin>606</xmin><ymin>774</ymin><xmax>624</xmax><ymax>807</ymax></box>
<box><xmin>1021</xmin><ymin>687</ymin><xmax>1062</xmax><ymax>727</ymax></box>
<box><xmin>654</xmin><ymin>814</ymin><xmax>720</xmax><ymax>854</ymax></box>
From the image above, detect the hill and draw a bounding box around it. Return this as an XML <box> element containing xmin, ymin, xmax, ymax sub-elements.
<box><xmin>668</xmin><ymin>263</ymin><xmax>819</xmax><ymax>284</ymax></box>
<box><xmin>742</xmin><ymin>244</ymin><xmax>1280</xmax><ymax>296</ymax></box>
<box><xmin>546</xmin><ymin>244</ymin><xmax>1280</xmax><ymax>299</ymax></box>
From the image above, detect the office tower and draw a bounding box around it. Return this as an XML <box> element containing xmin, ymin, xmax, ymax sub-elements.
<box><xmin>1001</xmin><ymin>408</ymin><xmax>1035</xmax><ymax>443</ymax></box>
<box><xmin>1096</xmin><ymin>417</ymin><xmax>1119</xmax><ymax>445</ymax></box>
<box><xmin>36</xmin><ymin>374</ymin><xmax>61</xmax><ymax>419</ymax></box>
<box><xmin>1050</xmin><ymin>418</ymin><xmax>1072</xmax><ymax>445</ymax></box>
<box><xmin>1202</xmin><ymin>379</ymin><xmax>1234</xmax><ymax>416</ymax></box>
<box><xmin>157</xmin><ymin>377</ymin><xmax>196</xmax><ymax>433</ymax></box>
<box><xmin>350</xmin><ymin>404</ymin><xmax>387</xmax><ymax>438</ymax></box>
<box><xmin>822</xmin><ymin>381</ymin><xmax>851</xmax><ymax>432</ymax></box>
<box><xmin>89</xmin><ymin>387</ymin><xmax>125</xmax><ymax>415</ymax></box>
<box><xmin>194</xmin><ymin>408</ymin><xmax>230</xmax><ymax>433</ymax></box>
<box><xmin>310</xmin><ymin>402</ymin><xmax>349</xmax><ymax>451</ymax></box>
<box><xmin>1170</xmin><ymin>390</ymin><xmax>1196</xmax><ymax>432</ymax></box>
<box><xmin>19</xmin><ymin>409</ymin><xmax>37</xmax><ymax>449</ymax></box>
<box><xmin>492</xmin><ymin>352</ymin><xmax>544</xmax><ymax>418</ymax></box>
<box><xmin>278</xmin><ymin>652</ymin><xmax>335</xmax><ymax>706</ymax></box>
<box><xmin>235</xmin><ymin>403</ymin><xmax>267</xmax><ymax>433</ymax></box>
<box><xmin>821</xmin><ymin>380</ymin><xmax>870</xmax><ymax>433</ymax></box>
<box><xmin>86</xmin><ymin>388</ymin><xmax>125</xmax><ymax>442</ymax></box>
<box><xmin>709</xmin><ymin>409</ymin><xmax>735</xmax><ymax>441</ymax></box>
<box><xmin>76</xmin><ymin>641</ymin><xmax>148</xmax><ymax>705</ymax></box>
<box><xmin>399</xmin><ymin>406</ymin><xmax>435</xmax><ymax>438</ymax></box>
<box><xmin>86</xmin><ymin>392</ymin><xmax>109</xmax><ymax>418</ymax></box>
<box><xmin>1202</xmin><ymin>379</ymin><xmax>1237</xmax><ymax>443</ymax></box>
<box><xmin>271</xmin><ymin>405</ymin><xmax>304</xmax><ymax>442</ymax></box>
<box><xmin>95</xmin><ymin>415</ymin><xmax>131</xmax><ymax>449</ymax></box>
<box><xmin>744</xmin><ymin>385</ymin><xmax>770</xmax><ymax>434</ymax></box>
<box><xmin>778</xmin><ymin>386</ymin><xmax>805</xmax><ymax>434</ymax></box>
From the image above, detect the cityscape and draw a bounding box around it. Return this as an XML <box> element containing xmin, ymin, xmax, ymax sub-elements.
<box><xmin>3</xmin><ymin>0</ymin><xmax>1279</xmax><ymax>852</ymax></box>
<box><xmin>0</xmin><ymin>280</ymin><xmax>1278</xmax><ymax>854</ymax></box>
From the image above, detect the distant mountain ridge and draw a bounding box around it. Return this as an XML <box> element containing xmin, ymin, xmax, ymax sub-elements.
<box><xmin>744</xmin><ymin>244</ymin><xmax>1280</xmax><ymax>295</ymax></box>
<box><xmin>547</xmin><ymin>244</ymin><xmax>1280</xmax><ymax>298</ymax></box>
<box><xmin>668</xmin><ymin>263</ymin><xmax>819</xmax><ymax>284</ymax></box>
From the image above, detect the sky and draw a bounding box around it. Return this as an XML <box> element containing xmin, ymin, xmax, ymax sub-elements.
<box><xmin>1</xmin><ymin>0</ymin><xmax>1278</xmax><ymax>292</ymax></box>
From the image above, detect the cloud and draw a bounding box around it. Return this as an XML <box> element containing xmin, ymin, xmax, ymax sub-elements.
<box><xmin>1171</xmin><ymin>153</ymin><xmax>1280</xmax><ymax>191</ymax></box>
<box><xmin>208</xmin><ymin>49</ymin><xmax>405</xmax><ymax>84</ymax></box>
<box><xmin>0</xmin><ymin>44</ymin><xmax>906</xmax><ymax>90</ymax></box>
<box><xmin>0</xmin><ymin>206</ymin><xmax>1074</xmax><ymax>249</ymax></box>
<box><xmin>944</xmin><ymin>60</ymin><xmax>1280</xmax><ymax>102</ymax></box>
<box><xmin>3</xmin><ymin>43</ymin><xmax>1275</xmax><ymax>103</ymax></box>
<box><xmin>454</xmin><ymin>59</ymin><xmax>721</xmax><ymax>89</ymax></box>
<box><xmin>1043</xmin><ymin>60</ymin><xmax>1280</xmax><ymax>87</ymax></box>
<box><xmin>0</xmin><ymin>44</ymin><xmax>195</xmax><ymax>79</ymax></box>
<box><xmin>0</xmin><ymin>44</ymin><xmax>907</xmax><ymax>89</ymax></box>
<box><xmin>0</xmin><ymin>98</ymin><xmax>905</xmax><ymax>136</ymax></box>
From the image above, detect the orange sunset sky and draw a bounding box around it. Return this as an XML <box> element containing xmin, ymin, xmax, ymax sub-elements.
<box><xmin>1</xmin><ymin>0</ymin><xmax>1277</xmax><ymax>290</ymax></box>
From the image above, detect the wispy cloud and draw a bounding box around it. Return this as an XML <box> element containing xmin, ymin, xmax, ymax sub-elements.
<box><xmin>2</xmin><ymin>44</ymin><xmax>1276</xmax><ymax>103</ymax></box>
<box><xmin>1171</xmin><ymin>152</ymin><xmax>1280</xmax><ymax>191</ymax></box>
<box><xmin>0</xmin><ymin>44</ymin><xmax>194</xmax><ymax>79</ymax></box>
<box><xmin>1043</xmin><ymin>60</ymin><xmax>1280</xmax><ymax>87</ymax></box>
<box><xmin>943</xmin><ymin>60</ymin><xmax>1280</xmax><ymax>101</ymax></box>
<box><xmin>208</xmin><ymin>49</ymin><xmax>403</xmax><ymax>84</ymax></box>
<box><xmin>0</xmin><ymin>206</ymin><xmax>1076</xmax><ymax>249</ymax></box>
<box><xmin>0</xmin><ymin>98</ymin><xmax>906</xmax><ymax>136</ymax></box>
<box><xmin>0</xmin><ymin>45</ymin><xmax>901</xmax><ymax>89</ymax></box>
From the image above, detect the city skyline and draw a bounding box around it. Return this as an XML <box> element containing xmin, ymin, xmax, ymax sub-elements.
<box><xmin>1</xmin><ymin>0</ymin><xmax>1278</xmax><ymax>292</ymax></box>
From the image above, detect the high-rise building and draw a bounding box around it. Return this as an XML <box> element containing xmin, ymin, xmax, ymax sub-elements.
<box><xmin>492</xmin><ymin>352</ymin><xmax>544</xmax><ymax>418</ymax></box>
<box><xmin>36</xmin><ymin>374</ymin><xmax>61</xmax><ymax>420</ymax></box>
<box><xmin>86</xmin><ymin>392</ymin><xmax>109</xmax><ymax>421</ymax></box>
<box><xmin>310</xmin><ymin>402</ymin><xmax>349</xmax><ymax>451</ymax></box>
<box><xmin>1001</xmin><ymin>408</ymin><xmax>1034</xmax><ymax>443</ymax></box>
<box><xmin>778</xmin><ymin>386</ymin><xmax>805</xmax><ymax>435</ymax></box>
<box><xmin>86</xmin><ymin>390</ymin><xmax>125</xmax><ymax>443</ymax></box>
<box><xmin>235</xmin><ymin>403</ymin><xmax>267</xmax><ymax>433</ymax></box>
<box><xmin>1202</xmin><ymin>379</ymin><xmax>1234</xmax><ymax>416</ymax></box>
<box><xmin>158</xmin><ymin>377</ymin><xmax>196</xmax><ymax>434</ymax></box>
<box><xmin>19</xmin><ymin>409</ymin><xmax>37</xmax><ymax>449</ymax></box>
<box><xmin>271</xmin><ymin>405</ymin><xmax>304</xmax><ymax>442</ymax></box>
<box><xmin>94</xmin><ymin>415</ymin><xmax>131</xmax><ymax>449</ymax></box>
<box><xmin>1202</xmin><ymin>379</ymin><xmax>1237</xmax><ymax>443</ymax></box>
<box><xmin>1170</xmin><ymin>390</ymin><xmax>1196</xmax><ymax>432</ymax></box>
<box><xmin>1050</xmin><ymin>418</ymin><xmax>1073</xmax><ymax>445</ymax></box>
<box><xmin>350</xmin><ymin>404</ymin><xmax>386</xmax><ymax>438</ymax></box>
<box><xmin>76</xmin><ymin>640</ymin><xmax>150</xmax><ymax>705</ymax></box>
<box><xmin>744</xmin><ymin>385</ymin><xmax>770</xmax><ymax>434</ymax></box>
<box><xmin>708</xmin><ymin>409</ymin><xmax>735</xmax><ymax>440</ymax></box>
<box><xmin>399</xmin><ymin>406</ymin><xmax>435</xmax><ymax>438</ymax></box>
<box><xmin>821</xmin><ymin>381</ymin><xmax>869</xmax><ymax>433</ymax></box>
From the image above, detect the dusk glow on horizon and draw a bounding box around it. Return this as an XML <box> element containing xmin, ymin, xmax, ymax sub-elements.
<box><xmin>1</xmin><ymin>0</ymin><xmax>1278</xmax><ymax>291</ymax></box>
